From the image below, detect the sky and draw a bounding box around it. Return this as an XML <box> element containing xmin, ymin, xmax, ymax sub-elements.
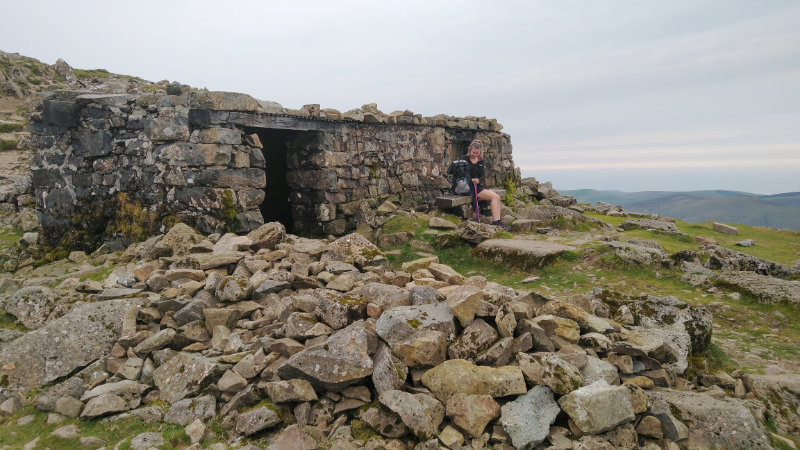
<box><xmin>2</xmin><ymin>0</ymin><xmax>799</xmax><ymax>194</ymax></box>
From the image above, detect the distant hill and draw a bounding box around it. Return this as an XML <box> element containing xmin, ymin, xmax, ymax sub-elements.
<box><xmin>563</xmin><ymin>189</ymin><xmax>800</xmax><ymax>230</ymax></box>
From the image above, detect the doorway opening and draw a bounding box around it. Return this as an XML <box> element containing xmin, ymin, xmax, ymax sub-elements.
<box><xmin>245</xmin><ymin>127</ymin><xmax>316</xmax><ymax>233</ymax></box>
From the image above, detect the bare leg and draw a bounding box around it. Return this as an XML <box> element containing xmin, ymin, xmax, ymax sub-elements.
<box><xmin>477</xmin><ymin>189</ymin><xmax>502</xmax><ymax>221</ymax></box>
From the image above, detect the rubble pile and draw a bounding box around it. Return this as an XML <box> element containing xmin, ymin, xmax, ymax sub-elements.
<box><xmin>0</xmin><ymin>221</ymin><xmax>778</xmax><ymax>449</ymax></box>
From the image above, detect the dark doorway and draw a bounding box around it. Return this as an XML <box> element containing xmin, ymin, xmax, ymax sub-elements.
<box><xmin>245</xmin><ymin>128</ymin><xmax>298</xmax><ymax>232</ymax></box>
<box><xmin>448</xmin><ymin>139</ymin><xmax>470</xmax><ymax>164</ymax></box>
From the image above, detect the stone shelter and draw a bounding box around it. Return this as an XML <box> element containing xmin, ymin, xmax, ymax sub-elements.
<box><xmin>29</xmin><ymin>89</ymin><xmax>516</xmax><ymax>249</ymax></box>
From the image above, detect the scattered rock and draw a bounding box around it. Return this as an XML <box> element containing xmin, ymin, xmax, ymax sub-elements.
<box><xmin>474</xmin><ymin>239</ymin><xmax>576</xmax><ymax>270</ymax></box>
<box><xmin>500</xmin><ymin>386</ymin><xmax>560</xmax><ymax>448</ymax></box>
<box><xmin>379</xmin><ymin>390</ymin><xmax>444</xmax><ymax>440</ymax></box>
<box><xmin>421</xmin><ymin>359</ymin><xmax>527</xmax><ymax>403</ymax></box>
<box><xmin>716</xmin><ymin>270</ymin><xmax>800</xmax><ymax>304</ymax></box>
<box><xmin>558</xmin><ymin>379</ymin><xmax>635</xmax><ymax>434</ymax></box>
<box><xmin>712</xmin><ymin>221</ymin><xmax>738</xmax><ymax>235</ymax></box>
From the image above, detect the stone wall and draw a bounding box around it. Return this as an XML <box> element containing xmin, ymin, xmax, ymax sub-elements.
<box><xmin>29</xmin><ymin>89</ymin><xmax>514</xmax><ymax>249</ymax></box>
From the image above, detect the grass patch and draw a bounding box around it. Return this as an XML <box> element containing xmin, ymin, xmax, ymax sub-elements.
<box><xmin>584</xmin><ymin>211</ymin><xmax>627</xmax><ymax>227</ymax></box>
<box><xmin>584</xmin><ymin>212</ymin><xmax>800</xmax><ymax>266</ymax></box>
<box><xmin>0</xmin><ymin>123</ymin><xmax>25</xmax><ymax>133</ymax></box>
<box><xmin>0</xmin><ymin>405</ymin><xmax>189</xmax><ymax>449</ymax></box>
<box><xmin>678</xmin><ymin>220</ymin><xmax>799</xmax><ymax>266</ymax></box>
<box><xmin>0</xmin><ymin>227</ymin><xmax>24</xmax><ymax>250</ymax></box>
<box><xmin>0</xmin><ymin>311</ymin><xmax>26</xmax><ymax>331</ymax></box>
<box><xmin>79</xmin><ymin>266</ymin><xmax>115</xmax><ymax>282</ymax></box>
<box><xmin>73</xmin><ymin>68</ymin><xmax>111</xmax><ymax>78</ymax></box>
<box><xmin>381</xmin><ymin>214</ymin><xmax>428</xmax><ymax>237</ymax></box>
<box><xmin>0</xmin><ymin>139</ymin><xmax>17</xmax><ymax>150</ymax></box>
<box><xmin>141</xmin><ymin>84</ymin><xmax>165</xmax><ymax>93</ymax></box>
<box><xmin>701</xmin><ymin>342</ymin><xmax>736</xmax><ymax>373</ymax></box>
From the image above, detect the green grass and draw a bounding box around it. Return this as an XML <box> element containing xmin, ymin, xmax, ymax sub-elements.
<box><xmin>0</xmin><ymin>139</ymin><xmax>17</xmax><ymax>150</ymax></box>
<box><xmin>79</xmin><ymin>266</ymin><xmax>115</xmax><ymax>282</ymax></box>
<box><xmin>679</xmin><ymin>220</ymin><xmax>800</xmax><ymax>266</ymax></box>
<box><xmin>0</xmin><ymin>405</ymin><xmax>193</xmax><ymax>449</ymax></box>
<box><xmin>381</xmin><ymin>214</ymin><xmax>428</xmax><ymax>237</ymax></box>
<box><xmin>0</xmin><ymin>311</ymin><xmax>26</xmax><ymax>330</ymax></box>
<box><xmin>0</xmin><ymin>227</ymin><xmax>24</xmax><ymax>250</ymax></box>
<box><xmin>380</xmin><ymin>214</ymin><xmax>529</xmax><ymax>287</ymax></box>
<box><xmin>73</xmin><ymin>68</ymin><xmax>111</xmax><ymax>79</ymax></box>
<box><xmin>585</xmin><ymin>212</ymin><xmax>800</xmax><ymax>267</ymax></box>
<box><xmin>0</xmin><ymin>123</ymin><xmax>25</xmax><ymax>133</ymax></box>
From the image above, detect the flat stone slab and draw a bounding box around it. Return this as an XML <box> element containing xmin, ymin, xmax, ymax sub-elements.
<box><xmin>0</xmin><ymin>299</ymin><xmax>140</xmax><ymax>392</ymax></box>
<box><xmin>646</xmin><ymin>388</ymin><xmax>772</xmax><ymax>449</ymax></box>
<box><xmin>474</xmin><ymin>239</ymin><xmax>576</xmax><ymax>270</ymax></box>
<box><xmin>435</xmin><ymin>196</ymin><xmax>472</xmax><ymax>208</ymax></box>
<box><xmin>435</xmin><ymin>189</ymin><xmax>506</xmax><ymax>209</ymax></box>
<box><xmin>713</xmin><ymin>221</ymin><xmax>739</xmax><ymax>235</ymax></box>
<box><xmin>620</xmin><ymin>219</ymin><xmax>681</xmax><ymax>234</ymax></box>
<box><xmin>716</xmin><ymin>271</ymin><xmax>800</xmax><ymax>304</ymax></box>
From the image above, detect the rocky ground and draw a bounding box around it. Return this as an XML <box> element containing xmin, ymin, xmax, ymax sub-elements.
<box><xmin>1</xmin><ymin>49</ymin><xmax>800</xmax><ymax>450</ymax></box>
<box><xmin>0</xmin><ymin>200</ymin><xmax>798</xmax><ymax>449</ymax></box>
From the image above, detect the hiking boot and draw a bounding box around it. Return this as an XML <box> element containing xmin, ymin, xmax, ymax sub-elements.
<box><xmin>492</xmin><ymin>220</ymin><xmax>510</xmax><ymax>231</ymax></box>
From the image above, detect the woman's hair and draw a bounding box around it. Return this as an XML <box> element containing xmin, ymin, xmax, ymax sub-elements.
<box><xmin>469</xmin><ymin>139</ymin><xmax>483</xmax><ymax>150</ymax></box>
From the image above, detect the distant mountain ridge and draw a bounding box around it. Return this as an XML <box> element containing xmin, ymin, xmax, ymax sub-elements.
<box><xmin>563</xmin><ymin>189</ymin><xmax>800</xmax><ymax>230</ymax></box>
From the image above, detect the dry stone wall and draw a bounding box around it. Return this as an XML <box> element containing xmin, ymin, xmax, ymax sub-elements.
<box><xmin>28</xmin><ymin>89</ymin><xmax>514</xmax><ymax>249</ymax></box>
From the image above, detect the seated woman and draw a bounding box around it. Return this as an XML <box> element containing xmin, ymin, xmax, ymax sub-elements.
<box><xmin>459</xmin><ymin>139</ymin><xmax>509</xmax><ymax>230</ymax></box>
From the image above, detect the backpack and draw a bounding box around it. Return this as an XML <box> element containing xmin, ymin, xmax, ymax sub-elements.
<box><xmin>447</xmin><ymin>159</ymin><xmax>471</xmax><ymax>195</ymax></box>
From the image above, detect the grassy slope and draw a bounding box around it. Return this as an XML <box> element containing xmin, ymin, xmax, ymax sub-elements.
<box><xmin>382</xmin><ymin>213</ymin><xmax>800</xmax><ymax>374</ymax></box>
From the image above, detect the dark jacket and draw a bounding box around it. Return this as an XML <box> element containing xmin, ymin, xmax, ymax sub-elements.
<box><xmin>459</xmin><ymin>154</ymin><xmax>485</xmax><ymax>188</ymax></box>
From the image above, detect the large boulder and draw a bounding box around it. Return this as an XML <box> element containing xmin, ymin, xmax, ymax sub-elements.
<box><xmin>148</xmin><ymin>223</ymin><xmax>205</xmax><ymax>258</ymax></box>
<box><xmin>0</xmin><ymin>298</ymin><xmax>140</xmax><ymax>392</ymax></box>
<box><xmin>704</xmin><ymin>245</ymin><xmax>791</xmax><ymax>277</ymax></box>
<box><xmin>619</xmin><ymin>219</ymin><xmax>681</xmax><ymax>234</ymax></box>
<box><xmin>474</xmin><ymin>239</ymin><xmax>576</xmax><ymax>271</ymax></box>
<box><xmin>558</xmin><ymin>379</ymin><xmax>635</xmax><ymax>434</ymax></box>
<box><xmin>277</xmin><ymin>320</ymin><xmax>377</xmax><ymax>391</ymax></box>
<box><xmin>375</xmin><ymin>302</ymin><xmax>455</xmax><ymax>347</ymax></box>
<box><xmin>246</xmin><ymin>221</ymin><xmax>285</xmax><ymax>250</ymax></box>
<box><xmin>619</xmin><ymin>326</ymin><xmax>691</xmax><ymax>374</ymax></box>
<box><xmin>743</xmin><ymin>373</ymin><xmax>800</xmax><ymax>436</ymax></box>
<box><xmin>421</xmin><ymin>359</ymin><xmax>526</xmax><ymax>403</ymax></box>
<box><xmin>371</xmin><ymin>342</ymin><xmax>407</xmax><ymax>395</ymax></box>
<box><xmin>607</xmin><ymin>240</ymin><xmax>668</xmax><ymax>266</ymax></box>
<box><xmin>379</xmin><ymin>390</ymin><xmax>444</xmax><ymax>440</ymax></box>
<box><xmin>646</xmin><ymin>389</ymin><xmax>772</xmax><ymax>449</ymax></box>
<box><xmin>235</xmin><ymin>406</ymin><xmax>281</xmax><ymax>436</ymax></box>
<box><xmin>152</xmin><ymin>353</ymin><xmax>227</xmax><ymax>404</ymax></box>
<box><xmin>599</xmin><ymin>292</ymin><xmax>712</xmax><ymax>351</ymax></box>
<box><xmin>445</xmin><ymin>393</ymin><xmax>500</xmax><ymax>438</ymax></box>
<box><xmin>500</xmin><ymin>386</ymin><xmax>561</xmax><ymax>449</ymax></box>
<box><xmin>355</xmin><ymin>283</ymin><xmax>411</xmax><ymax>311</ymax></box>
<box><xmin>517</xmin><ymin>352</ymin><xmax>584</xmax><ymax>395</ymax></box>
<box><xmin>460</xmin><ymin>222</ymin><xmax>501</xmax><ymax>245</ymax></box>
<box><xmin>321</xmin><ymin>233</ymin><xmax>386</xmax><ymax>269</ymax></box>
<box><xmin>2</xmin><ymin>286</ymin><xmax>59</xmax><ymax>329</ymax></box>
<box><xmin>716</xmin><ymin>270</ymin><xmax>800</xmax><ymax>304</ymax></box>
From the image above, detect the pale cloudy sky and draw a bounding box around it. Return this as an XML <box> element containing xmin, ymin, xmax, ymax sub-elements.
<box><xmin>2</xmin><ymin>0</ymin><xmax>799</xmax><ymax>194</ymax></box>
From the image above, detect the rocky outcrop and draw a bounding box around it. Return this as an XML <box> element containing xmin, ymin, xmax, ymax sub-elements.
<box><xmin>0</xmin><ymin>298</ymin><xmax>140</xmax><ymax>392</ymax></box>
<box><xmin>646</xmin><ymin>389</ymin><xmax>773</xmax><ymax>449</ymax></box>
<box><xmin>743</xmin><ymin>373</ymin><xmax>800</xmax><ymax>436</ymax></box>
<box><xmin>704</xmin><ymin>245</ymin><xmax>792</xmax><ymax>277</ymax></box>
<box><xmin>716</xmin><ymin>270</ymin><xmax>800</xmax><ymax>304</ymax></box>
<box><xmin>620</xmin><ymin>219</ymin><xmax>681</xmax><ymax>234</ymax></box>
<box><xmin>600</xmin><ymin>291</ymin><xmax>713</xmax><ymax>352</ymax></box>
<box><xmin>474</xmin><ymin>239</ymin><xmax>576</xmax><ymax>270</ymax></box>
